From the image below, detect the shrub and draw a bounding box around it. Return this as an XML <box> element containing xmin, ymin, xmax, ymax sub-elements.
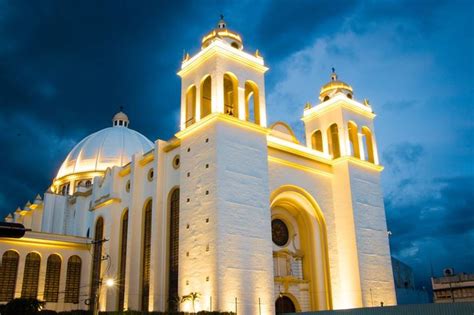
<box><xmin>3</xmin><ymin>298</ymin><xmax>45</xmax><ymax>314</ymax></box>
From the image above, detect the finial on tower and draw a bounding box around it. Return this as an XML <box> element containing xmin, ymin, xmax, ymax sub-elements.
<box><xmin>217</xmin><ymin>14</ymin><xmax>226</xmax><ymax>29</ymax></box>
<box><xmin>331</xmin><ymin>67</ymin><xmax>338</xmax><ymax>81</ymax></box>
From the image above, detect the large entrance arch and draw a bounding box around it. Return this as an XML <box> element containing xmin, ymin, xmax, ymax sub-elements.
<box><xmin>270</xmin><ymin>185</ymin><xmax>332</xmax><ymax>311</ymax></box>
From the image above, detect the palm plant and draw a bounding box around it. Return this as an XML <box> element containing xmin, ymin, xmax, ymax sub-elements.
<box><xmin>182</xmin><ymin>291</ymin><xmax>201</xmax><ymax>312</ymax></box>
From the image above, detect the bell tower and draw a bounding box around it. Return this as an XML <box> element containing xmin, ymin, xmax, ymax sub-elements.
<box><xmin>175</xmin><ymin>17</ymin><xmax>275</xmax><ymax>314</ymax></box>
<box><xmin>178</xmin><ymin>16</ymin><xmax>268</xmax><ymax>129</ymax></box>
<box><xmin>302</xmin><ymin>70</ymin><xmax>396</xmax><ymax>308</ymax></box>
<box><xmin>302</xmin><ymin>69</ymin><xmax>380</xmax><ymax>162</ymax></box>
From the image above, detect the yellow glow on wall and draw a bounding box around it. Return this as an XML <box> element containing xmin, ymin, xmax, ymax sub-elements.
<box><xmin>53</xmin><ymin>171</ymin><xmax>105</xmax><ymax>187</ymax></box>
<box><xmin>178</xmin><ymin>40</ymin><xmax>268</xmax><ymax>77</ymax></box>
<box><xmin>302</xmin><ymin>94</ymin><xmax>375</xmax><ymax>121</ymax></box>
<box><xmin>268</xmin><ymin>156</ymin><xmax>332</xmax><ymax>177</ymax></box>
<box><xmin>332</xmin><ymin>156</ymin><xmax>383</xmax><ymax>172</ymax></box>
<box><xmin>118</xmin><ymin>165</ymin><xmax>131</xmax><ymax>177</ymax></box>
<box><xmin>175</xmin><ymin>112</ymin><xmax>269</xmax><ymax>140</ymax></box>
<box><xmin>139</xmin><ymin>151</ymin><xmax>154</xmax><ymax>166</ymax></box>
<box><xmin>268</xmin><ymin>135</ymin><xmax>332</xmax><ymax>163</ymax></box>
<box><xmin>91</xmin><ymin>197</ymin><xmax>122</xmax><ymax>211</ymax></box>
<box><xmin>0</xmin><ymin>236</ymin><xmax>89</xmax><ymax>250</ymax></box>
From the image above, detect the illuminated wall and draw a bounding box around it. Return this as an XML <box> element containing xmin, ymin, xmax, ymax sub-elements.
<box><xmin>177</xmin><ymin>117</ymin><xmax>275</xmax><ymax>314</ymax></box>
<box><xmin>0</xmin><ymin>232</ymin><xmax>91</xmax><ymax>311</ymax></box>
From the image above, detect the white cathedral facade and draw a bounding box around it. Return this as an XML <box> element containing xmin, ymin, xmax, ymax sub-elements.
<box><xmin>0</xmin><ymin>19</ymin><xmax>396</xmax><ymax>314</ymax></box>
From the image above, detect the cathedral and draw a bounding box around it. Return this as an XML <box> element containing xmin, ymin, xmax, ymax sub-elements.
<box><xmin>0</xmin><ymin>18</ymin><xmax>396</xmax><ymax>314</ymax></box>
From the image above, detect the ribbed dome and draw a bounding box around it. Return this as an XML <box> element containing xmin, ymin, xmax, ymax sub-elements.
<box><xmin>56</xmin><ymin>115</ymin><xmax>153</xmax><ymax>179</ymax></box>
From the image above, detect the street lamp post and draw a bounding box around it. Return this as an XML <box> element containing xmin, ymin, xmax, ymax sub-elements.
<box><xmin>93</xmin><ymin>278</ymin><xmax>115</xmax><ymax>315</ymax></box>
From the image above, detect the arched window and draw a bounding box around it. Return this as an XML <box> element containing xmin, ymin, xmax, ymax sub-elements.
<box><xmin>21</xmin><ymin>252</ymin><xmax>41</xmax><ymax>298</ymax></box>
<box><xmin>65</xmin><ymin>255</ymin><xmax>82</xmax><ymax>304</ymax></box>
<box><xmin>85</xmin><ymin>180</ymin><xmax>92</xmax><ymax>187</ymax></box>
<box><xmin>327</xmin><ymin>123</ymin><xmax>341</xmax><ymax>158</ymax></box>
<box><xmin>185</xmin><ymin>85</ymin><xmax>196</xmax><ymax>127</ymax></box>
<box><xmin>200</xmin><ymin>76</ymin><xmax>212</xmax><ymax>119</ymax></box>
<box><xmin>118</xmin><ymin>209</ymin><xmax>128</xmax><ymax>311</ymax></box>
<box><xmin>362</xmin><ymin>126</ymin><xmax>375</xmax><ymax>163</ymax></box>
<box><xmin>44</xmin><ymin>254</ymin><xmax>61</xmax><ymax>302</ymax></box>
<box><xmin>323</xmin><ymin>95</ymin><xmax>330</xmax><ymax>101</ymax></box>
<box><xmin>348</xmin><ymin>121</ymin><xmax>360</xmax><ymax>158</ymax></box>
<box><xmin>141</xmin><ymin>200</ymin><xmax>152</xmax><ymax>311</ymax></box>
<box><xmin>168</xmin><ymin>189</ymin><xmax>180</xmax><ymax>310</ymax></box>
<box><xmin>0</xmin><ymin>250</ymin><xmax>20</xmax><ymax>301</ymax></box>
<box><xmin>90</xmin><ymin>217</ymin><xmax>104</xmax><ymax>311</ymax></box>
<box><xmin>223</xmin><ymin>73</ymin><xmax>238</xmax><ymax>117</ymax></box>
<box><xmin>245</xmin><ymin>81</ymin><xmax>260</xmax><ymax>124</ymax></box>
<box><xmin>311</xmin><ymin>130</ymin><xmax>323</xmax><ymax>152</ymax></box>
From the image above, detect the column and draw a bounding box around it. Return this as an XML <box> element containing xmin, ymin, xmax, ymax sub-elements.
<box><xmin>212</xmin><ymin>72</ymin><xmax>224</xmax><ymax>113</ymax></box>
<box><xmin>15</xmin><ymin>254</ymin><xmax>25</xmax><ymax>298</ymax></box>
<box><xmin>238</xmin><ymin>86</ymin><xmax>246</xmax><ymax>120</ymax></box>
<box><xmin>195</xmin><ymin>82</ymin><xmax>202</xmax><ymax>122</ymax></box>
<box><xmin>37</xmin><ymin>256</ymin><xmax>47</xmax><ymax>301</ymax></box>
<box><xmin>358</xmin><ymin>133</ymin><xmax>366</xmax><ymax>161</ymax></box>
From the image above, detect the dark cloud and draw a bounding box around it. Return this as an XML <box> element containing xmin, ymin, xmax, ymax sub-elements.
<box><xmin>253</xmin><ymin>0</ymin><xmax>358</xmax><ymax>66</ymax></box>
<box><xmin>386</xmin><ymin>176</ymin><xmax>474</xmax><ymax>286</ymax></box>
<box><xmin>382</xmin><ymin>142</ymin><xmax>424</xmax><ymax>173</ymax></box>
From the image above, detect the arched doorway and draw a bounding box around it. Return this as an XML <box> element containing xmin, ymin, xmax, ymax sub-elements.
<box><xmin>275</xmin><ymin>296</ymin><xmax>296</xmax><ymax>314</ymax></box>
<box><xmin>270</xmin><ymin>185</ymin><xmax>332</xmax><ymax>311</ymax></box>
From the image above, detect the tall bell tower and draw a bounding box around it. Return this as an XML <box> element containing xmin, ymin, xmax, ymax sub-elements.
<box><xmin>178</xmin><ymin>16</ymin><xmax>268</xmax><ymax>129</ymax></box>
<box><xmin>302</xmin><ymin>70</ymin><xmax>396</xmax><ymax>308</ymax></box>
<box><xmin>175</xmin><ymin>17</ymin><xmax>275</xmax><ymax>314</ymax></box>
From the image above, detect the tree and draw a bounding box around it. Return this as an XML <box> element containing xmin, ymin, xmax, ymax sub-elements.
<box><xmin>182</xmin><ymin>292</ymin><xmax>201</xmax><ymax>312</ymax></box>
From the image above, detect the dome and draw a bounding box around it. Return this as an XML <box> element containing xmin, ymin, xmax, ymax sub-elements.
<box><xmin>201</xmin><ymin>15</ymin><xmax>244</xmax><ymax>50</ymax></box>
<box><xmin>319</xmin><ymin>69</ymin><xmax>353</xmax><ymax>102</ymax></box>
<box><xmin>56</xmin><ymin>112</ymin><xmax>153</xmax><ymax>180</ymax></box>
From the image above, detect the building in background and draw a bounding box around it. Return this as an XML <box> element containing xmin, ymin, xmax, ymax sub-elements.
<box><xmin>0</xmin><ymin>17</ymin><xmax>396</xmax><ymax>314</ymax></box>
<box><xmin>391</xmin><ymin>257</ymin><xmax>429</xmax><ymax>304</ymax></box>
<box><xmin>432</xmin><ymin>268</ymin><xmax>474</xmax><ymax>303</ymax></box>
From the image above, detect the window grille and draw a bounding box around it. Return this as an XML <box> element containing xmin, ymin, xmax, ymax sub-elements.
<box><xmin>44</xmin><ymin>254</ymin><xmax>61</xmax><ymax>302</ymax></box>
<box><xmin>21</xmin><ymin>252</ymin><xmax>41</xmax><ymax>298</ymax></box>
<box><xmin>0</xmin><ymin>251</ymin><xmax>19</xmax><ymax>301</ymax></box>
<box><xmin>141</xmin><ymin>201</ymin><xmax>152</xmax><ymax>310</ymax></box>
<box><xmin>168</xmin><ymin>189</ymin><xmax>180</xmax><ymax>307</ymax></box>
<box><xmin>65</xmin><ymin>255</ymin><xmax>81</xmax><ymax>303</ymax></box>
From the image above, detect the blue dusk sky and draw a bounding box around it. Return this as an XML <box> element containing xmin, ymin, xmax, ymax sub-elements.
<box><xmin>0</xmin><ymin>0</ymin><xmax>472</xmax><ymax>288</ymax></box>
